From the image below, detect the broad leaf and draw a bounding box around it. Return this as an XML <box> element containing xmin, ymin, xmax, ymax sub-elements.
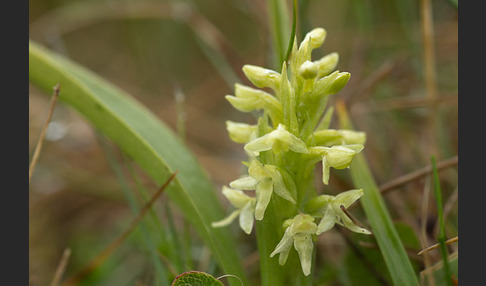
<box><xmin>29</xmin><ymin>41</ymin><xmax>247</xmax><ymax>285</ymax></box>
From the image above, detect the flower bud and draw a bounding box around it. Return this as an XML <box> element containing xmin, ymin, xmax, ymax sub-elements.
<box><xmin>327</xmin><ymin>72</ymin><xmax>350</xmax><ymax>95</ymax></box>
<box><xmin>315</xmin><ymin>52</ymin><xmax>339</xmax><ymax>78</ymax></box>
<box><xmin>299</xmin><ymin>28</ymin><xmax>327</xmax><ymax>51</ymax></box>
<box><xmin>242</xmin><ymin>65</ymin><xmax>281</xmax><ymax>92</ymax></box>
<box><xmin>310</xmin><ymin>71</ymin><xmax>350</xmax><ymax>100</ymax></box>
<box><xmin>226</xmin><ymin>84</ymin><xmax>283</xmax><ymax>124</ymax></box>
<box><xmin>226</xmin><ymin>121</ymin><xmax>258</xmax><ymax>144</ymax></box>
<box><xmin>326</xmin><ymin>145</ymin><xmax>361</xmax><ymax>169</ymax></box>
<box><xmin>299</xmin><ymin>60</ymin><xmax>318</xmax><ymax>79</ymax></box>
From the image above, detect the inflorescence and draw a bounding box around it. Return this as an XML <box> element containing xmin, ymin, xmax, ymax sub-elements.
<box><xmin>212</xmin><ymin>27</ymin><xmax>371</xmax><ymax>276</ymax></box>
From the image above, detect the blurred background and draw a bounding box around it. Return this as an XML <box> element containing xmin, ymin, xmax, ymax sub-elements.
<box><xmin>29</xmin><ymin>0</ymin><xmax>458</xmax><ymax>285</ymax></box>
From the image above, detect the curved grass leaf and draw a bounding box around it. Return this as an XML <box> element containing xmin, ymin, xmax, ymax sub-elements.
<box><xmin>29</xmin><ymin>41</ymin><xmax>247</xmax><ymax>285</ymax></box>
<box><xmin>349</xmin><ymin>154</ymin><xmax>419</xmax><ymax>286</ymax></box>
<box><xmin>337</xmin><ymin>103</ymin><xmax>419</xmax><ymax>286</ymax></box>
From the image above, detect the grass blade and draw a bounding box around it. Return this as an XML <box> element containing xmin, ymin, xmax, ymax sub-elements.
<box><xmin>337</xmin><ymin>102</ymin><xmax>419</xmax><ymax>286</ymax></box>
<box><xmin>266</xmin><ymin>0</ymin><xmax>290</xmax><ymax>69</ymax></box>
<box><xmin>430</xmin><ymin>156</ymin><xmax>453</xmax><ymax>286</ymax></box>
<box><xmin>29</xmin><ymin>41</ymin><xmax>248</xmax><ymax>286</ymax></box>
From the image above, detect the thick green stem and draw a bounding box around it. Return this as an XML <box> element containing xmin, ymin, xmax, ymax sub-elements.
<box><xmin>255</xmin><ymin>200</ymin><xmax>285</xmax><ymax>286</ymax></box>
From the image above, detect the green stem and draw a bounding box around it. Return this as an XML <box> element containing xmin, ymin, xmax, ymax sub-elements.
<box><xmin>255</xmin><ymin>200</ymin><xmax>285</xmax><ymax>286</ymax></box>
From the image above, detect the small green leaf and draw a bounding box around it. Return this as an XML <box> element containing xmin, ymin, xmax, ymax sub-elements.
<box><xmin>172</xmin><ymin>271</ymin><xmax>224</xmax><ymax>286</ymax></box>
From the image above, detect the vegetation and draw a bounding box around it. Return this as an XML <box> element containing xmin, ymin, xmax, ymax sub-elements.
<box><xmin>29</xmin><ymin>0</ymin><xmax>458</xmax><ymax>285</ymax></box>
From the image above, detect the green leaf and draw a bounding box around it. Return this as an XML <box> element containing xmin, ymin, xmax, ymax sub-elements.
<box><xmin>337</xmin><ymin>105</ymin><xmax>419</xmax><ymax>286</ymax></box>
<box><xmin>348</xmin><ymin>154</ymin><xmax>419</xmax><ymax>286</ymax></box>
<box><xmin>266</xmin><ymin>0</ymin><xmax>290</xmax><ymax>69</ymax></box>
<box><xmin>29</xmin><ymin>41</ymin><xmax>247</xmax><ymax>286</ymax></box>
<box><xmin>172</xmin><ymin>271</ymin><xmax>223</xmax><ymax>286</ymax></box>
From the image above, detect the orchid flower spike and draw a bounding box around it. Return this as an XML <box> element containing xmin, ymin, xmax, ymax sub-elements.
<box><xmin>211</xmin><ymin>186</ymin><xmax>256</xmax><ymax>234</ymax></box>
<box><xmin>270</xmin><ymin>214</ymin><xmax>318</xmax><ymax>276</ymax></box>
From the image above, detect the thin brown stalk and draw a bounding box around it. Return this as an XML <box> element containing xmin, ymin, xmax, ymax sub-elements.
<box><xmin>418</xmin><ymin>236</ymin><xmax>458</xmax><ymax>256</ymax></box>
<box><xmin>358</xmin><ymin>241</ymin><xmax>422</xmax><ymax>263</ymax></box>
<box><xmin>61</xmin><ymin>172</ymin><xmax>178</xmax><ymax>286</ymax></box>
<box><xmin>379</xmin><ymin>156</ymin><xmax>458</xmax><ymax>194</ymax></box>
<box><xmin>29</xmin><ymin>83</ymin><xmax>60</xmax><ymax>185</ymax></box>
<box><xmin>420</xmin><ymin>0</ymin><xmax>439</xmax><ymax>157</ymax></box>
<box><xmin>340</xmin><ymin>205</ymin><xmax>370</xmax><ymax>231</ymax></box>
<box><xmin>50</xmin><ymin>248</ymin><xmax>72</xmax><ymax>286</ymax></box>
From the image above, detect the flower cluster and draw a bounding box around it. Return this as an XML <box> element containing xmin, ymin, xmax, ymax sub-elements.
<box><xmin>212</xmin><ymin>28</ymin><xmax>370</xmax><ymax>276</ymax></box>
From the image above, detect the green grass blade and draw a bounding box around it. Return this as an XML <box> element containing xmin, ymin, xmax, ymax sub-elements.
<box><xmin>349</xmin><ymin>155</ymin><xmax>420</xmax><ymax>286</ymax></box>
<box><xmin>29</xmin><ymin>41</ymin><xmax>247</xmax><ymax>286</ymax></box>
<box><xmin>98</xmin><ymin>135</ymin><xmax>169</xmax><ymax>285</ymax></box>
<box><xmin>266</xmin><ymin>0</ymin><xmax>290</xmax><ymax>69</ymax></box>
<box><xmin>431</xmin><ymin>156</ymin><xmax>452</xmax><ymax>286</ymax></box>
<box><xmin>337</xmin><ymin>104</ymin><xmax>419</xmax><ymax>286</ymax></box>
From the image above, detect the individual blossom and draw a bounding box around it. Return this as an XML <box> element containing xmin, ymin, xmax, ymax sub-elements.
<box><xmin>270</xmin><ymin>213</ymin><xmax>318</xmax><ymax>276</ymax></box>
<box><xmin>309</xmin><ymin>144</ymin><xmax>364</xmax><ymax>185</ymax></box>
<box><xmin>307</xmin><ymin>189</ymin><xmax>371</xmax><ymax>235</ymax></box>
<box><xmin>229</xmin><ymin>160</ymin><xmax>296</xmax><ymax>220</ymax></box>
<box><xmin>211</xmin><ymin>186</ymin><xmax>256</xmax><ymax>234</ymax></box>
<box><xmin>244</xmin><ymin>124</ymin><xmax>309</xmax><ymax>155</ymax></box>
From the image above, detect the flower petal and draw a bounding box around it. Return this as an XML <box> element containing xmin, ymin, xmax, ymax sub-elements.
<box><xmin>270</xmin><ymin>227</ymin><xmax>293</xmax><ymax>265</ymax></box>
<box><xmin>254</xmin><ymin>178</ymin><xmax>273</xmax><ymax>220</ymax></box>
<box><xmin>242</xmin><ymin>65</ymin><xmax>281</xmax><ymax>92</ymax></box>
<box><xmin>293</xmin><ymin>233</ymin><xmax>314</xmax><ymax>276</ymax></box>
<box><xmin>229</xmin><ymin>176</ymin><xmax>257</xmax><ymax>191</ymax></box>
<box><xmin>322</xmin><ymin>158</ymin><xmax>330</xmax><ymax>185</ymax></box>
<box><xmin>325</xmin><ymin>145</ymin><xmax>357</xmax><ymax>169</ymax></box>
<box><xmin>335</xmin><ymin>189</ymin><xmax>364</xmax><ymax>209</ymax></box>
<box><xmin>270</xmin><ymin>170</ymin><xmax>296</xmax><ymax>204</ymax></box>
<box><xmin>244</xmin><ymin>134</ymin><xmax>274</xmax><ymax>154</ymax></box>
<box><xmin>239</xmin><ymin>201</ymin><xmax>255</xmax><ymax>234</ymax></box>
<box><xmin>226</xmin><ymin>121</ymin><xmax>258</xmax><ymax>144</ymax></box>
<box><xmin>316</xmin><ymin>205</ymin><xmax>336</xmax><ymax>235</ymax></box>
<box><xmin>221</xmin><ymin>186</ymin><xmax>252</xmax><ymax>209</ymax></box>
<box><xmin>337</xmin><ymin>211</ymin><xmax>371</xmax><ymax>235</ymax></box>
<box><xmin>211</xmin><ymin>210</ymin><xmax>241</xmax><ymax>228</ymax></box>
